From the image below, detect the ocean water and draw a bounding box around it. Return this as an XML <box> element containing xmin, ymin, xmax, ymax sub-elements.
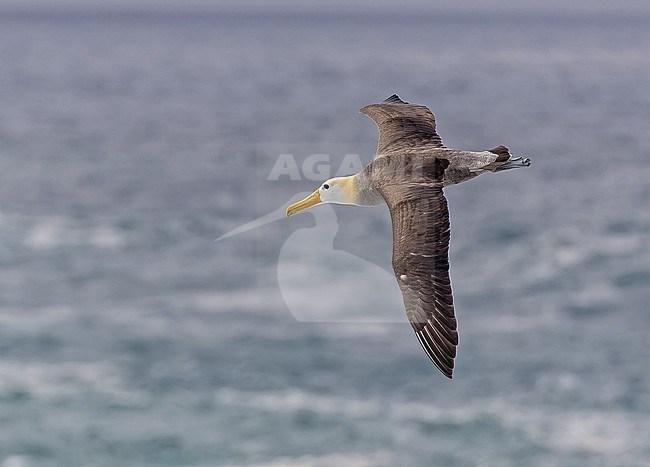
<box><xmin>1</xmin><ymin>10</ymin><xmax>649</xmax><ymax>466</ymax></box>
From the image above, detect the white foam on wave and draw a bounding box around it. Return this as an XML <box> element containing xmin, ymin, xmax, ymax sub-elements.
<box><xmin>184</xmin><ymin>286</ymin><xmax>400</xmax><ymax>336</ymax></box>
<box><xmin>0</xmin><ymin>359</ymin><xmax>145</xmax><ymax>404</ymax></box>
<box><xmin>189</xmin><ymin>288</ymin><xmax>285</xmax><ymax>314</ymax></box>
<box><xmin>24</xmin><ymin>216</ymin><xmax>125</xmax><ymax>250</ymax></box>
<box><xmin>463</xmin><ymin>302</ymin><xmax>561</xmax><ymax>335</ymax></box>
<box><xmin>393</xmin><ymin>398</ymin><xmax>647</xmax><ymax>457</ymax></box>
<box><xmin>88</xmin><ymin>226</ymin><xmax>124</xmax><ymax>248</ymax></box>
<box><xmin>0</xmin><ymin>305</ymin><xmax>75</xmax><ymax>331</ymax></box>
<box><xmin>247</xmin><ymin>450</ymin><xmax>394</xmax><ymax>467</ymax></box>
<box><xmin>459</xmin><ymin>224</ymin><xmax>645</xmax><ymax>302</ymax></box>
<box><xmin>505</xmin><ymin>406</ymin><xmax>650</xmax><ymax>459</ymax></box>
<box><xmin>215</xmin><ymin>387</ymin><xmax>381</xmax><ymax>418</ymax></box>
<box><xmin>0</xmin><ymin>456</ymin><xmax>29</xmax><ymax>467</ymax></box>
<box><xmin>570</xmin><ymin>279</ymin><xmax>618</xmax><ymax>307</ymax></box>
<box><xmin>24</xmin><ymin>218</ymin><xmax>62</xmax><ymax>250</ymax></box>
<box><xmin>216</xmin><ymin>387</ymin><xmax>649</xmax><ymax>459</ymax></box>
<box><xmin>534</xmin><ymin>411</ymin><xmax>627</xmax><ymax>454</ymax></box>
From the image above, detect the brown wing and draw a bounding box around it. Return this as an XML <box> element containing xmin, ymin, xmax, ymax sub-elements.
<box><xmin>373</xmin><ymin>158</ymin><xmax>457</xmax><ymax>378</ymax></box>
<box><xmin>360</xmin><ymin>94</ymin><xmax>445</xmax><ymax>157</ymax></box>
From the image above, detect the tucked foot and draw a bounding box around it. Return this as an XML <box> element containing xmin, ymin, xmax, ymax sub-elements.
<box><xmin>495</xmin><ymin>156</ymin><xmax>531</xmax><ymax>171</ymax></box>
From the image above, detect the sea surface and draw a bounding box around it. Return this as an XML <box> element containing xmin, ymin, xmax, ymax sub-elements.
<box><xmin>0</xmin><ymin>9</ymin><xmax>649</xmax><ymax>467</ymax></box>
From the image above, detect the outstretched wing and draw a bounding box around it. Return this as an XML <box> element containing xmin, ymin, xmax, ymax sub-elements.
<box><xmin>360</xmin><ymin>94</ymin><xmax>445</xmax><ymax>157</ymax></box>
<box><xmin>374</xmin><ymin>158</ymin><xmax>457</xmax><ymax>378</ymax></box>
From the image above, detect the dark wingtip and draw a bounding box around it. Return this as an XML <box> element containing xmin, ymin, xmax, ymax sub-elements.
<box><xmin>360</xmin><ymin>94</ymin><xmax>409</xmax><ymax>114</ymax></box>
<box><xmin>383</xmin><ymin>94</ymin><xmax>409</xmax><ymax>104</ymax></box>
<box><xmin>435</xmin><ymin>365</ymin><xmax>453</xmax><ymax>379</ymax></box>
<box><xmin>435</xmin><ymin>363</ymin><xmax>454</xmax><ymax>380</ymax></box>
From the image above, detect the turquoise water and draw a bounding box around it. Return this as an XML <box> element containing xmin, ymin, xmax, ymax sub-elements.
<box><xmin>0</xmin><ymin>10</ymin><xmax>649</xmax><ymax>466</ymax></box>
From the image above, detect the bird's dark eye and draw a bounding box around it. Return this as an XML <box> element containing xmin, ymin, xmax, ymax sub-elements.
<box><xmin>323</xmin><ymin>184</ymin><xmax>330</xmax><ymax>189</ymax></box>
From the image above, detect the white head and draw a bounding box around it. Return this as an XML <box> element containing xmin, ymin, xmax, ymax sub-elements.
<box><xmin>286</xmin><ymin>176</ymin><xmax>356</xmax><ymax>217</ymax></box>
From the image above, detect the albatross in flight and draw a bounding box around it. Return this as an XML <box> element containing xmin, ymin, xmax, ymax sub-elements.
<box><xmin>286</xmin><ymin>94</ymin><xmax>531</xmax><ymax>378</ymax></box>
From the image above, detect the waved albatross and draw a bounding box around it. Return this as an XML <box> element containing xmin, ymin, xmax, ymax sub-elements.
<box><xmin>286</xmin><ymin>94</ymin><xmax>531</xmax><ymax>378</ymax></box>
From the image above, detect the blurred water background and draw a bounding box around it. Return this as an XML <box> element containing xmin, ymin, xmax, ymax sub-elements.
<box><xmin>0</xmin><ymin>3</ymin><xmax>649</xmax><ymax>466</ymax></box>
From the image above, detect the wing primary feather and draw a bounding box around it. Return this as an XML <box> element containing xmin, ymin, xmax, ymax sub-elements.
<box><xmin>424</xmin><ymin>325</ymin><xmax>455</xmax><ymax>361</ymax></box>
<box><xmin>425</xmin><ymin>322</ymin><xmax>457</xmax><ymax>358</ymax></box>
<box><xmin>428</xmin><ymin>317</ymin><xmax>458</xmax><ymax>346</ymax></box>
<box><xmin>383</xmin><ymin>94</ymin><xmax>408</xmax><ymax>104</ymax></box>
<box><xmin>416</xmin><ymin>331</ymin><xmax>453</xmax><ymax>378</ymax></box>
